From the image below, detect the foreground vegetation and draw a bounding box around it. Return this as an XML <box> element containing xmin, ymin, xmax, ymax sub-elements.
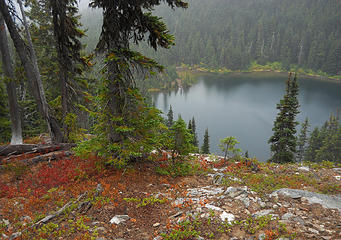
<box><xmin>0</xmin><ymin>146</ymin><xmax>340</xmax><ymax>239</ymax></box>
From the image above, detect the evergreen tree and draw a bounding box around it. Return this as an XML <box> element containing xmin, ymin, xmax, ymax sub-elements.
<box><xmin>187</xmin><ymin>119</ymin><xmax>192</xmax><ymax>132</ymax></box>
<box><xmin>167</xmin><ymin>105</ymin><xmax>174</xmax><ymax>127</ymax></box>
<box><xmin>191</xmin><ymin>116</ymin><xmax>199</xmax><ymax>147</ymax></box>
<box><xmin>0</xmin><ymin>82</ymin><xmax>10</xmax><ymax>142</ymax></box>
<box><xmin>50</xmin><ymin>0</ymin><xmax>86</xmax><ymax>141</ymax></box>
<box><xmin>296</xmin><ymin>118</ymin><xmax>310</xmax><ymax>164</ymax></box>
<box><xmin>201</xmin><ymin>128</ymin><xmax>210</xmax><ymax>154</ymax></box>
<box><xmin>268</xmin><ymin>74</ymin><xmax>300</xmax><ymax>163</ymax></box>
<box><xmin>315</xmin><ymin>114</ymin><xmax>340</xmax><ymax>163</ymax></box>
<box><xmin>87</xmin><ymin>0</ymin><xmax>187</xmax><ymax>162</ymax></box>
<box><xmin>244</xmin><ymin>151</ymin><xmax>249</xmax><ymax>158</ymax></box>
<box><xmin>169</xmin><ymin>116</ymin><xmax>194</xmax><ymax>163</ymax></box>
<box><xmin>304</xmin><ymin>127</ymin><xmax>320</xmax><ymax>162</ymax></box>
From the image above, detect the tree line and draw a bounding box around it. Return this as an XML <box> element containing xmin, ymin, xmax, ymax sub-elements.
<box><xmin>269</xmin><ymin>74</ymin><xmax>340</xmax><ymax>164</ymax></box>
<box><xmin>133</xmin><ymin>0</ymin><xmax>341</xmax><ymax>75</ymax></box>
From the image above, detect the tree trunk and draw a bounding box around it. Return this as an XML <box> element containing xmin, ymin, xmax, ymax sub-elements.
<box><xmin>0</xmin><ymin>0</ymin><xmax>63</xmax><ymax>143</ymax></box>
<box><xmin>51</xmin><ymin>0</ymin><xmax>70</xmax><ymax>142</ymax></box>
<box><xmin>0</xmin><ymin>143</ymin><xmax>75</xmax><ymax>156</ymax></box>
<box><xmin>0</xmin><ymin>13</ymin><xmax>22</xmax><ymax>144</ymax></box>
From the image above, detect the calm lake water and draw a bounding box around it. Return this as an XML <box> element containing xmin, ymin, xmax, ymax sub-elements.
<box><xmin>152</xmin><ymin>72</ymin><xmax>341</xmax><ymax>161</ymax></box>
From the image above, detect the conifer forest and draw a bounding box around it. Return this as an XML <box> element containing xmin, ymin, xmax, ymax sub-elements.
<box><xmin>0</xmin><ymin>1</ymin><xmax>340</xmax><ymax>239</ymax></box>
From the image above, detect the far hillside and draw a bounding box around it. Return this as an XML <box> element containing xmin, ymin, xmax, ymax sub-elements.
<box><xmin>80</xmin><ymin>0</ymin><xmax>341</xmax><ymax>76</ymax></box>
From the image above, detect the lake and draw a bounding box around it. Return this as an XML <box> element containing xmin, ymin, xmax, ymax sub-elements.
<box><xmin>152</xmin><ymin>72</ymin><xmax>341</xmax><ymax>161</ymax></box>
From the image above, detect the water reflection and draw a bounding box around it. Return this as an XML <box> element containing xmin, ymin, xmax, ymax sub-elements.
<box><xmin>152</xmin><ymin>73</ymin><xmax>341</xmax><ymax>161</ymax></box>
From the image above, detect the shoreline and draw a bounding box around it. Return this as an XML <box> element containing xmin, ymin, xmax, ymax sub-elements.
<box><xmin>176</xmin><ymin>67</ymin><xmax>341</xmax><ymax>83</ymax></box>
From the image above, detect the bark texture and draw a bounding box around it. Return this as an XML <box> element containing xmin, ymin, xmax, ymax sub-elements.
<box><xmin>0</xmin><ymin>0</ymin><xmax>63</xmax><ymax>143</ymax></box>
<box><xmin>0</xmin><ymin>13</ymin><xmax>22</xmax><ymax>144</ymax></box>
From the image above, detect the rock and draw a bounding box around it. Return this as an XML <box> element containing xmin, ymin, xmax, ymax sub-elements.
<box><xmin>213</xmin><ymin>173</ymin><xmax>225</xmax><ymax>185</ymax></box>
<box><xmin>96</xmin><ymin>227</ymin><xmax>107</xmax><ymax>233</ymax></box>
<box><xmin>153</xmin><ymin>237</ymin><xmax>162</xmax><ymax>240</ymax></box>
<box><xmin>2</xmin><ymin>219</ymin><xmax>10</xmax><ymax>226</ymax></box>
<box><xmin>236</xmin><ymin>194</ymin><xmax>250</xmax><ymax>207</ymax></box>
<box><xmin>281</xmin><ymin>213</ymin><xmax>294</xmax><ymax>220</ymax></box>
<box><xmin>307</xmin><ymin>228</ymin><xmax>319</xmax><ymax>234</ymax></box>
<box><xmin>96</xmin><ymin>183</ymin><xmax>103</xmax><ymax>193</ymax></box>
<box><xmin>271</xmin><ymin>188</ymin><xmax>341</xmax><ymax>212</ymax></box>
<box><xmin>220</xmin><ymin>211</ymin><xmax>235</xmax><ymax>223</ymax></box>
<box><xmin>258</xmin><ymin>199</ymin><xmax>266</xmax><ymax>208</ymax></box>
<box><xmin>20</xmin><ymin>216</ymin><xmax>32</xmax><ymax>222</ymax></box>
<box><xmin>196</xmin><ymin>237</ymin><xmax>205</xmax><ymax>240</ymax></box>
<box><xmin>272</xmin><ymin>204</ymin><xmax>279</xmax><ymax>209</ymax></box>
<box><xmin>332</xmin><ymin>168</ymin><xmax>341</xmax><ymax>172</ymax></box>
<box><xmin>173</xmin><ymin>198</ymin><xmax>184</xmax><ymax>206</ymax></box>
<box><xmin>9</xmin><ymin>232</ymin><xmax>21</xmax><ymax>240</ymax></box>
<box><xmin>321</xmin><ymin>236</ymin><xmax>332</xmax><ymax>240</ymax></box>
<box><xmin>205</xmin><ymin>204</ymin><xmax>222</xmax><ymax>211</ymax></box>
<box><xmin>109</xmin><ymin>215</ymin><xmax>130</xmax><ymax>224</ymax></box>
<box><xmin>2</xmin><ymin>233</ymin><xmax>9</xmax><ymax>239</ymax></box>
<box><xmin>153</xmin><ymin>223</ymin><xmax>160</xmax><ymax>227</ymax></box>
<box><xmin>334</xmin><ymin>176</ymin><xmax>341</xmax><ymax>181</ymax></box>
<box><xmin>291</xmin><ymin>216</ymin><xmax>305</xmax><ymax>225</ymax></box>
<box><xmin>298</xmin><ymin>166</ymin><xmax>310</xmax><ymax>171</ymax></box>
<box><xmin>224</xmin><ymin>186</ymin><xmax>247</xmax><ymax>198</ymax></box>
<box><xmin>252</xmin><ymin>209</ymin><xmax>274</xmax><ymax>218</ymax></box>
<box><xmin>258</xmin><ymin>233</ymin><xmax>266</xmax><ymax>240</ymax></box>
<box><xmin>187</xmin><ymin>186</ymin><xmax>224</xmax><ymax>198</ymax></box>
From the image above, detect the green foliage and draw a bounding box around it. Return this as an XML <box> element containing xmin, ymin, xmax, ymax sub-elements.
<box><xmin>0</xmin><ymin>81</ymin><xmax>10</xmax><ymax>143</ymax></box>
<box><xmin>305</xmin><ymin>113</ymin><xmax>341</xmax><ymax>164</ymax></box>
<box><xmin>123</xmin><ymin>196</ymin><xmax>166</xmax><ymax>207</ymax></box>
<box><xmin>168</xmin><ymin>116</ymin><xmax>195</xmax><ymax>161</ymax></box>
<box><xmin>190</xmin><ymin>117</ymin><xmax>199</xmax><ymax>149</ymax></box>
<box><xmin>167</xmin><ymin>105</ymin><xmax>174</xmax><ymax>127</ymax></box>
<box><xmin>268</xmin><ymin>74</ymin><xmax>300</xmax><ymax>163</ymax></box>
<box><xmin>156</xmin><ymin>161</ymin><xmax>199</xmax><ymax>177</ymax></box>
<box><xmin>296</xmin><ymin>118</ymin><xmax>310</xmax><ymax>163</ymax></box>
<box><xmin>219</xmin><ymin>136</ymin><xmax>241</xmax><ymax>160</ymax></box>
<box><xmin>64</xmin><ymin>113</ymin><xmax>86</xmax><ymax>143</ymax></box>
<box><xmin>201</xmin><ymin>128</ymin><xmax>210</xmax><ymax>154</ymax></box>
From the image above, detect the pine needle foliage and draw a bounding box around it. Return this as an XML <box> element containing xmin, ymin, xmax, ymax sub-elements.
<box><xmin>268</xmin><ymin>73</ymin><xmax>300</xmax><ymax>163</ymax></box>
<box><xmin>83</xmin><ymin>0</ymin><xmax>187</xmax><ymax>165</ymax></box>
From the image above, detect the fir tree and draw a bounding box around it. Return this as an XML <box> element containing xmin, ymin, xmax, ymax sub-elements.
<box><xmin>268</xmin><ymin>74</ymin><xmax>300</xmax><ymax>163</ymax></box>
<box><xmin>191</xmin><ymin>116</ymin><xmax>199</xmax><ymax>147</ymax></box>
<box><xmin>87</xmin><ymin>0</ymin><xmax>188</xmax><ymax>162</ymax></box>
<box><xmin>167</xmin><ymin>105</ymin><xmax>174</xmax><ymax>127</ymax></box>
<box><xmin>304</xmin><ymin>127</ymin><xmax>320</xmax><ymax>162</ymax></box>
<box><xmin>187</xmin><ymin>119</ymin><xmax>192</xmax><ymax>132</ymax></box>
<box><xmin>169</xmin><ymin>116</ymin><xmax>194</xmax><ymax>163</ymax></box>
<box><xmin>296</xmin><ymin>118</ymin><xmax>310</xmax><ymax>164</ymax></box>
<box><xmin>201</xmin><ymin>128</ymin><xmax>210</xmax><ymax>154</ymax></box>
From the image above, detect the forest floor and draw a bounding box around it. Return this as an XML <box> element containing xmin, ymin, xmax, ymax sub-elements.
<box><xmin>0</xmin><ymin>143</ymin><xmax>340</xmax><ymax>240</ymax></box>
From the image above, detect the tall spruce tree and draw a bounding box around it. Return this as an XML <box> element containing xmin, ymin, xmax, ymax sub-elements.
<box><xmin>296</xmin><ymin>118</ymin><xmax>309</xmax><ymax>164</ymax></box>
<box><xmin>88</xmin><ymin>0</ymin><xmax>187</xmax><ymax>162</ymax></box>
<box><xmin>191</xmin><ymin>116</ymin><xmax>198</xmax><ymax>147</ymax></box>
<box><xmin>268</xmin><ymin>74</ymin><xmax>300</xmax><ymax>163</ymax></box>
<box><xmin>167</xmin><ymin>105</ymin><xmax>174</xmax><ymax>128</ymax></box>
<box><xmin>201</xmin><ymin>128</ymin><xmax>210</xmax><ymax>154</ymax></box>
<box><xmin>187</xmin><ymin>119</ymin><xmax>192</xmax><ymax>132</ymax></box>
<box><xmin>50</xmin><ymin>0</ymin><xmax>86</xmax><ymax>141</ymax></box>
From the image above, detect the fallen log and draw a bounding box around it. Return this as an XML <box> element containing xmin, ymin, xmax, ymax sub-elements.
<box><xmin>0</xmin><ymin>150</ymin><xmax>73</xmax><ymax>166</ymax></box>
<box><xmin>0</xmin><ymin>143</ymin><xmax>75</xmax><ymax>156</ymax></box>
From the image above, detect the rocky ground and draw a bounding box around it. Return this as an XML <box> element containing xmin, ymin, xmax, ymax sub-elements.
<box><xmin>0</xmin><ymin>151</ymin><xmax>340</xmax><ymax>240</ymax></box>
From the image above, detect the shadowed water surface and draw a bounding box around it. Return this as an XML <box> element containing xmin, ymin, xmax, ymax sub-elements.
<box><xmin>152</xmin><ymin>72</ymin><xmax>341</xmax><ymax>161</ymax></box>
